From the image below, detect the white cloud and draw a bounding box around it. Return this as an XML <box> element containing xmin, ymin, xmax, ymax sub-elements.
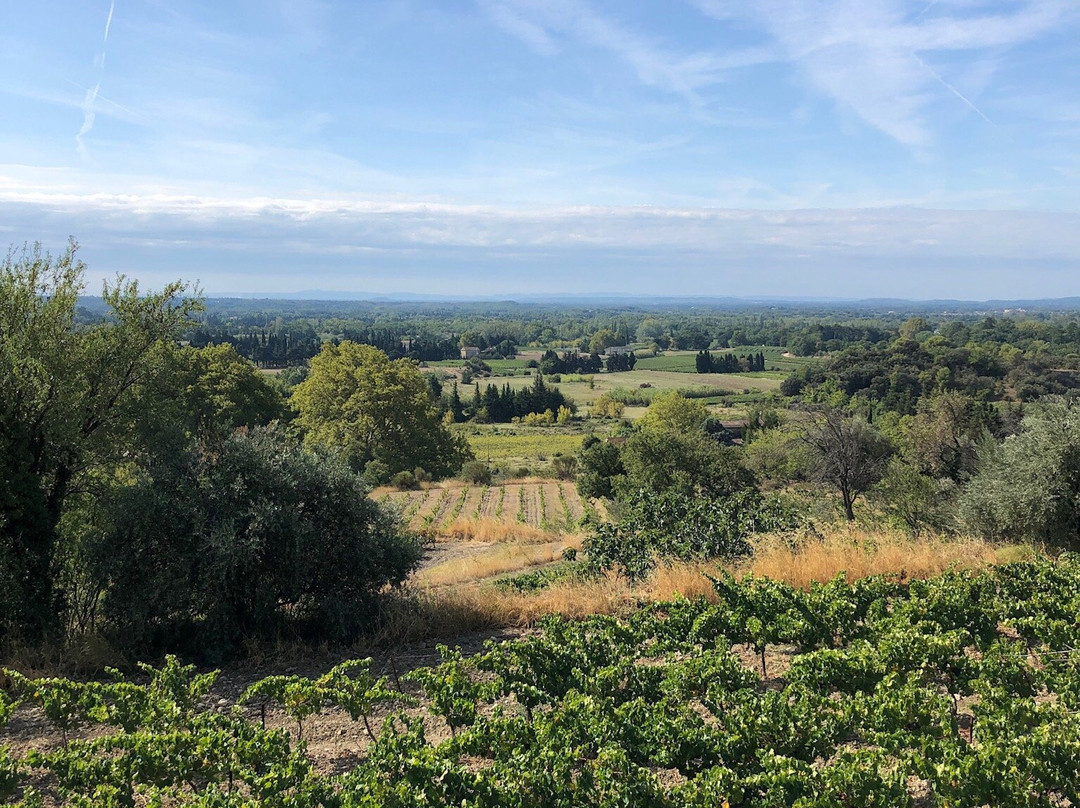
<box><xmin>691</xmin><ymin>0</ymin><xmax>1073</xmax><ymax>145</ymax></box>
<box><xmin>2</xmin><ymin>186</ymin><xmax>1077</xmax><ymax>257</ymax></box>
<box><xmin>481</xmin><ymin>0</ymin><xmax>771</xmax><ymax>99</ymax></box>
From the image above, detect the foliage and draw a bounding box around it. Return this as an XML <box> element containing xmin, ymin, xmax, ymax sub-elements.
<box><xmin>959</xmin><ymin>396</ymin><xmax>1080</xmax><ymax>546</ymax></box>
<box><xmin>8</xmin><ymin>558</ymin><xmax>1080</xmax><ymax>805</ymax></box>
<box><xmin>0</xmin><ymin>241</ymin><xmax>199</xmax><ymax>640</ymax></box>
<box><xmin>604</xmin><ymin>351</ymin><xmax>637</xmax><ymax>372</ymax></box>
<box><xmin>459</xmin><ymin>461</ymin><xmax>493</xmax><ymax>485</ymax></box>
<box><xmin>94</xmin><ymin>427</ymin><xmax>424</xmax><ymax>660</ymax></box>
<box><xmin>551</xmin><ymin>454</ymin><xmax>577</xmax><ymax>481</ymax></box>
<box><xmin>584</xmin><ymin>487</ymin><xmax>797</xmax><ymax>582</ymax></box>
<box><xmin>876</xmin><ymin>457</ymin><xmax>957</xmax><ymax>535</ymax></box>
<box><xmin>292</xmin><ymin>341</ymin><xmax>472</xmax><ymax>479</ymax></box>
<box><xmin>150</xmin><ymin>343</ymin><xmax>285</xmax><ymax>443</ymax></box>
<box><xmin>465</xmin><ymin>374</ymin><xmax>573</xmax><ymax>423</ymax></box>
<box><xmin>575</xmin><ymin>437</ymin><xmax>627</xmax><ymax>500</ymax></box>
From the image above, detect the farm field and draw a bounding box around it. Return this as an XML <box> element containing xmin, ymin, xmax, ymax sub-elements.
<box><xmin>378</xmin><ymin>480</ymin><xmax>590</xmax><ymax>534</ymax></box>
<box><xmin>461</xmin><ymin>427</ymin><xmax>585</xmax><ymax>467</ymax></box>
<box><xmin>481</xmin><ymin>367</ymin><xmax>781</xmax><ymax>406</ymax></box>
<box><xmin>7</xmin><ymin>556</ymin><xmax>1080</xmax><ymax>807</ymax></box>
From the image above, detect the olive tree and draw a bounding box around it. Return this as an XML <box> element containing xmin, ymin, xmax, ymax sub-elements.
<box><xmin>96</xmin><ymin>427</ymin><xmax>423</xmax><ymax>660</ymax></box>
<box><xmin>959</xmin><ymin>397</ymin><xmax>1080</xmax><ymax>546</ymax></box>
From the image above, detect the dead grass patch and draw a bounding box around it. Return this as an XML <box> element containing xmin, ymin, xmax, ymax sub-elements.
<box><xmin>743</xmin><ymin>527</ymin><xmax>1002</xmax><ymax>588</ymax></box>
<box><xmin>416</xmin><ymin>539</ymin><xmax>581</xmax><ymax>588</ymax></box>
<box><xmin>435</xmin><ymin>519</ymin><xmax>557</xmax><ymax>544</ymax></box>
<box><xmin>378</xmin><ymin>531</ymin><xmax>1020</xmax><ymax>645</ymax></box>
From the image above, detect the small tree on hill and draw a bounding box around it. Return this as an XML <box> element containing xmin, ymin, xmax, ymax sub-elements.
<box><xmin>802</xmin><ymin>408</ymin><xmax>892</xmax><ymax>521</ymax></box>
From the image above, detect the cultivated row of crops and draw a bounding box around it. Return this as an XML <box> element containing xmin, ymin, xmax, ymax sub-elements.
<box><xmin>4</xmin><ymin>556</ymin><xmax>1080</xmax><ymax>806</ymax></box>
<box><xmin>381</xmin><ymin>482</ymin><xmax>587</xmax><ymax>533</ymax></box>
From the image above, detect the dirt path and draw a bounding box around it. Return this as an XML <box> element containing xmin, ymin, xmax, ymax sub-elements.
<box><xmin>460</xmin><ymin>486</ymin><xmax>485</xmax><ymax>522</ymax></box>
<box><xmin>560</xmin><ymin>482</ymin><xmax>585</xmax><ymax>521</ymax></box>
<box><xmin>429</xmin><ymin>488</ymin><xmax>461</xmax><ymax>530</ymax></box>
<box><xmin>479</xmin><ymin>486</ymin><xmax>501</xmax><ymax>520</ymax></box>
<box><xmin>544</xmin><ymin>483</ymin><xmax>561</xmax><ymax>527</ymax></box>
<box><xmin>502</xmin><ymin>484</ymin><xmax>524</xmax><ymax>523</ymax></box>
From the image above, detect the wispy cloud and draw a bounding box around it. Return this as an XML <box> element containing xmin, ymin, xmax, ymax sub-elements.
<box><xmin>76</xmin><ymin>0</ymin><xmax>116</xmax><ymax>156</ymax></box>
<box><xmin>691</xmin><ymin>0</ymin><xmax>1071</xmax><ymax>146</ymax></box>
<box><xmin>2</xmin><ymin>186</ymin><xmax>1077</xmax><ymax>257</ymax></box>
<box><xmin>481</xmin><ymin>0</ymin><xmax>771</xmax><ymax>100</ymax></box>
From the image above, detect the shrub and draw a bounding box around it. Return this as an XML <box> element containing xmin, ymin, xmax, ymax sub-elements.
<box><xmin>392</xmin><ymin>470</ymin><xmax>418</xmax><ymax>490</ymax></box>
<box><xmin>460</xmin><ymin>460</ymin><xmax>493</xmax><ymax>485</ymax></box>
<box><xmin>551</xmin><ymin>454</ymin><xmax>578</xmax><ymax>480</ymax></box>
<box><xmin>584</xmin><ymin>487</ymin><xmax>797</xmax><ymax>583</ymax></box>
<box><xmin>94</xmin><ymin>428</ymin><xmax>423</xmax><ymax>661</ymax></box>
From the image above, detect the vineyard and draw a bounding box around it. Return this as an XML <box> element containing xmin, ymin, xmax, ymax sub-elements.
<box><xmin>378</xmin><ymin>481</ymin><xmax>589</xmax><ymax>534</ymax></box>
<box><xmin>4</xmin><ymin>556</ymin><xmax>1080</xmax><ymax>806</ymax></box>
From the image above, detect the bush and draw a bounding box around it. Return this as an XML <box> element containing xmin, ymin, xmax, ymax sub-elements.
<box><xmin>392</xmin><ymin>470</ymin><xmax>418</xmax><ymax>490</ymax></box>
<box><xmin>460</xmin><ymin>460</ymin><xmax>493</xmax><ymax>485</ymax></box>
<box><xmin>551</xmin><ymin>454</ymin><xmax>578</xmax><ymax>481</ymax></box>
<box><xmin>584</xmin><ymin>488</ymin><xmax>797</xmax><ymax>583</ymax></box>
<box><xmin>94</xmin><ymin>428</ymin><xmax>424</xmax><ymax>661</ymax></box>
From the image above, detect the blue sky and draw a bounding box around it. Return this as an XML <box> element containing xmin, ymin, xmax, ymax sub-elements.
<box><xmin>2</xmin><ymin>0</ymin><xmax>1078</xmax><ymax>298</ymax></box>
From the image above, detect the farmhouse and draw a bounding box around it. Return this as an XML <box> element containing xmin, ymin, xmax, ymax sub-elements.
<box><xmin>461</xmin><ymin>346</ymin><xmax>481</xmax><ymax>359</ymax></box>
<box><xmin>604</xmin><ymin>345</ymin><xmax>633</xmax><ymax>356</ymax></box>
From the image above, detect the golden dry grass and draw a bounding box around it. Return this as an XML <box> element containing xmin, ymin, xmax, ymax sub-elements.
<box><xmin>743</xmin><ymin>527</ymin><xmax>1001</xmax><ymax>588</ymax></box>
<box><xmin>435</xmin><ymin>518</ymin><xmax>557</xmax><ymax>544</ymax></box>
<box><xmin>376</xmin><ymin>530</ymin><xmax>1019</xmax><ymax>645</ymax></box>
<box><xmin>416</xmin><ymin>539</ymin><xmax>581</xmax><ymax>588</ymax></box>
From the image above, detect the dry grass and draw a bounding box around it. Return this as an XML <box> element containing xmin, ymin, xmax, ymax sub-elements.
<box><xmin>743</xmin><ymin>527</ymin><xmax>1002</xmax><ymax>588</ymax></box>
<box><xmin>435</xmin><ymin>518</ymin><xmax>558</xmax><ymax>544</ymax></box>
<box><xmin>416</xmin><ymin>539</ymin><xmax>580</xmax><ymax>588</ymax></box>
<box><xmin>376</xmin><ymin>530</ymin><xmax>1022</xmax><ymax>645</ymax></box>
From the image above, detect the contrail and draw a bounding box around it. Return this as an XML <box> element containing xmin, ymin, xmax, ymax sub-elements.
<box><xmin>77</xmin><ymin>1</ymin><xmax>115</xmax><ymax>155</ymax></box>
<box><xmin>917</xmin><ymin>55</ymin><xmax>993</xmax><ymax>125</ymax></box>
<box><xmin>104</xmin><ymin>0</ymin><xmax>115</xmax><ymax>42</ymax></box>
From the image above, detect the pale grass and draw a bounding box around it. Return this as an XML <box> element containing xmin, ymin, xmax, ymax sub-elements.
<box><xmin>416</xmin><ymin>539</ymin><xmax>579</xmax><ymax>588</ymax></box>
<box><xmin>378</xmin><ymin>531</ymin><xmax>1013</xmax><ymax>644</ymax></box>
<box><xmin>743</xmin><ymin>526</ymin><xmax>1001</xmax><ymax>588</ymax></box>
<box><xmin>435</xmin><ymin>518</ymin><xmax>559</xmax><ymax>544</ymax></box>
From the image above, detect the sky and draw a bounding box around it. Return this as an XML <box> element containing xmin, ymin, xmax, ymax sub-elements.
<box><xmin>2</xmin><ymin>0</ymin><xmax>1079</xmax><ymax>299</ymax></box>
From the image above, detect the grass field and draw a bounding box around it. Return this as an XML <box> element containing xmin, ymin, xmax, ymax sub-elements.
<box><xmin>459</xmin><ymin>427</ymin><xmax>585</xmax><ymax>467</ymax></box>
<box><xmin>635</xmin><ymin>348</ymin><xmax>816</xmax><ymax>374</ymax></box>
<box><xmin>487</xmin><ymin>367</ymin><xmax>781</xmax><ymax>406</ymax></box>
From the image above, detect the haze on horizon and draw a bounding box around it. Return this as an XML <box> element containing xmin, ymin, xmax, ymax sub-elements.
<box><xmin>2</xmin><ymin>1</ymin><xmax>1078</xmax><ymax>300</ymax></box>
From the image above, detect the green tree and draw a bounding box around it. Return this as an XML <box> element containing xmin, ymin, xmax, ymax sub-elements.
<box><xmin>588</xmin><ymin>328</ymin><xmax>619</xmax><ymax>355</ymax></box>
<box><xmin>959</xmin><ymin>397</ymin><xmax>1080</xmax><ymax>546</ymax></box>
<box><xmin>619</xmin><ymin>392</ymin><xmax>756</xmax><ymax>499</ymax></box>
<box><xmin>636</xmin><ymin>390</ymin><xmax>710</xmax><ymax>434</ymax></box>
<box><xmin>876</xmin><ymin>457</ymin><xmax>955</xmax><ymax>535</ymax></box>
<box><xmin>148</xmin><ymin>343</ymin><xmax>284</xmax><ymax>444</ymax></box>
<box><xmin>0</xmin><ymin>241</ymin><xmax>198</xmax><ymax>638</ymax></box>
<box><xmin>291</xmin><ymin>341</ymin><xmax>472</xmax><ymax>480</ymax></box>
<box><xmin>576</xmin><ymin>437</ymin><xmax>627</xmax><ymax>500</ymax></box>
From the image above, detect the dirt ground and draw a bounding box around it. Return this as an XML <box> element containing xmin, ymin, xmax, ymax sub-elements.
<box><xmin>0</xmin><ymin>633</ymin><xmax>798</xmax><ymax>777</ymax></box>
